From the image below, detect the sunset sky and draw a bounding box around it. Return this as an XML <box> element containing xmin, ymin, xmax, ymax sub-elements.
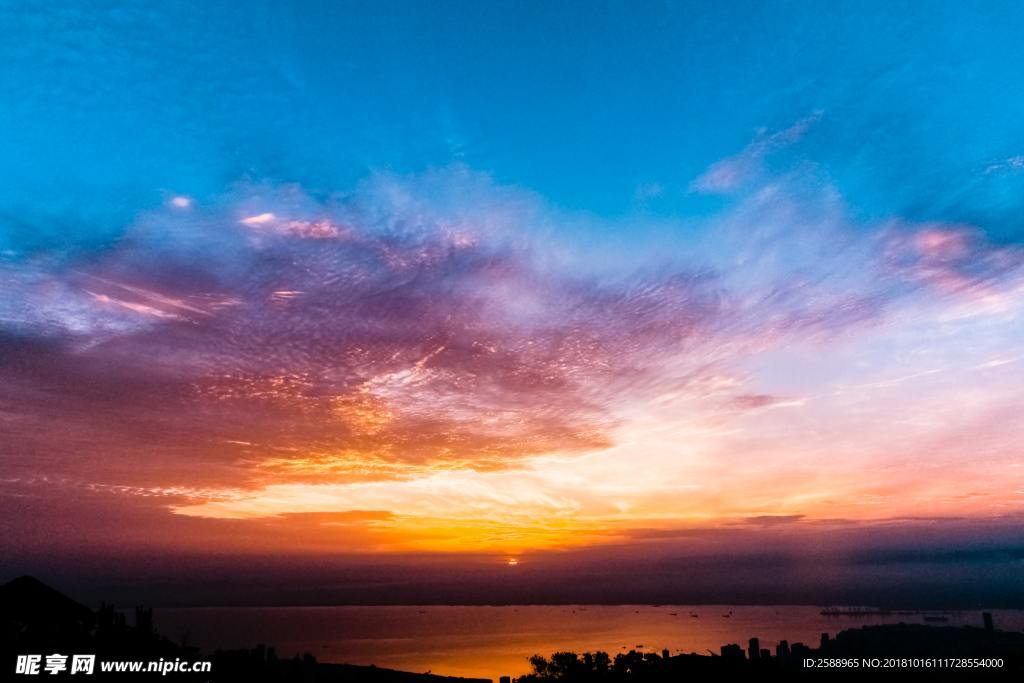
<box><xmin>2</xmin><ymin>2</ymin><xmax>1024</xmax><ymax>603</ymax></box>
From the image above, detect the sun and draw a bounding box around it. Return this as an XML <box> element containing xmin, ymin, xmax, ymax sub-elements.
<box><xmin>506</xmin><ymin>557</ymin><xmax>519</xmax><ymax>566</ymax></box>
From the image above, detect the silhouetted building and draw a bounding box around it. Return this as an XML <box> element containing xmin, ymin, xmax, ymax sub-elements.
<box><xmin>820</xmin><ymin>632</ymin><xmax>830</xmax><ymax>648</ymax></box>
<box><xmin>748</xmin><ymin>637</ymin><xmax>760</xmax><ymax>660</ymax></box>
<box><xmin>720</xmin><ymin>643</ymin><xmax>744</xmax><ymax>660</ymax></box>
<box><xmin>776</xmin><ymin>640</ymin><xmax>790</xmax><ymax>659</ymax></box>
<box><xmin>984</xmin><ymin>612</ymin><xmax>995</xmax><ymax>632</ymax></box>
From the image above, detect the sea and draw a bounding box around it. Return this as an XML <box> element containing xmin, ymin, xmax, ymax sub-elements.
<box><xmin>146</xmin><ymin>605</ymin><xmax>1024</xmax><ymax>680</ymax></box>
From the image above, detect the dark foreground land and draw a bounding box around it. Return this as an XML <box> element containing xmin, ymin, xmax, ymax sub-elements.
<box><xmin>3</xmin><ymin>575</ymin><xmax>1023</xmax><ymax>681</ymax></box>
<box><xmin>518</xmin><ymin>622</ymin><xmax>1024</xmax><ymax>681</ymax></box>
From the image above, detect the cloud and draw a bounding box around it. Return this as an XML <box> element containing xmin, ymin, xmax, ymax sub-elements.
<box><xmin>740</xmin><ymin>514</ymin><xmax>806</xmax><ymax>526</ymax></box>
<box><xmin>2</xmin><ymin>165</ymin><xmax>1023</xmax><ymax>555</ymax></box>
<box><xmin>0</xmin><ymin>172</ymin><xmax>730</xmax><ymax>494</ymax></box>
<box><xmin>723</xmin><ymin>394</ymin><xmax>804</xmax><ymax>411</ymax></box>
<box><xmin>689</xmin><ymin>111</ymin><xmax>823</xmax><ymax>194</ymax></box>
<box><xmin>983</xmin><ymin>155</ymin><xmax>1024</xmax><ymax>175</ymax></box>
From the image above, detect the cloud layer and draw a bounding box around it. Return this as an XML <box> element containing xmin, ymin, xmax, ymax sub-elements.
<box><xmin>2</xmin><ymin>150</ymin><xmax>1023</xmax><ymax>556</ymax></box>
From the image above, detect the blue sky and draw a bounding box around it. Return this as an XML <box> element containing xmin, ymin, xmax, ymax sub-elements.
<box><xmin>4</xmin><ymin>0</ymin><xmax>1024</xmax><ymax>252</ymax></box>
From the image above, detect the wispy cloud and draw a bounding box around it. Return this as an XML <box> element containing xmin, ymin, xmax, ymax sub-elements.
<box><xmin>984</xmin><ymin>155</ymin><xmax>1024</xmax><ymax>175</ymax></box>
<box><xmin>689</xmin><ymin>111</ymin><xmax>823</xmax><ymax>194</ymax></box>
<box><xmin>2</xmin><ymin>163</ymin><xmax>1023</xmax><ymax>553</ymax></box>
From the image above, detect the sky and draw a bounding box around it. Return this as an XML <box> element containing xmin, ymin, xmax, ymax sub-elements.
<box><xmin>2</xmin><ymin>1</ymin><xmax>1024</xmax><ymax>604</ymax></box>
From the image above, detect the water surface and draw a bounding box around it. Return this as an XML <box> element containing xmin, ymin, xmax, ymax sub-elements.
<box><xmin>152</xmin><ymin>605</ymin><xmax>1024</xmax><ymax>680</ymax></box>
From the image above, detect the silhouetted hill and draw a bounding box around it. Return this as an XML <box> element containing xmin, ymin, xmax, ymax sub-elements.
<box><xmin>316</xmin><ymin>661</ymin><xmax>492</xmax><ymax>682</ymax></box>
<box><xmin>824</xmin><ymin>622</ymin><xmax>1023</xmax><ymax>659</ymax></box>
<box><xmin>0</xmin><ymin>575</ymin><xmax>94</xmax><ymax>629</ymax></box>
<box><xmin>210</xmin><ymin>647</ymin><xmax>492</xmax><ymax>682</ymax></box>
